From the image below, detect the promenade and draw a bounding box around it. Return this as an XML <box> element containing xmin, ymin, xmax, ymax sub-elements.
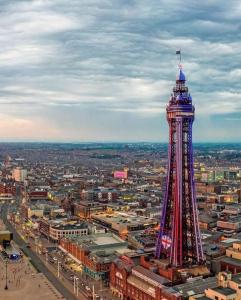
<box><xmin>0</xmin><ymin>254</ymin><xmax>66</xmax><ymax>300</ymax></box>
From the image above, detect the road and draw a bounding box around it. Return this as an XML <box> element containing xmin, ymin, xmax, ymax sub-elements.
<box><xmin>0</xmin><ymin>204</ymin><xmax>86</xmax><ymax>300</ymax></box>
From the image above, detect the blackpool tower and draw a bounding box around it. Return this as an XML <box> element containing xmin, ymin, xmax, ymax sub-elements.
<box><xmin>155</xmin><ymin>60</ymin><xmax>204</xmax><ymax>268</ymax></box>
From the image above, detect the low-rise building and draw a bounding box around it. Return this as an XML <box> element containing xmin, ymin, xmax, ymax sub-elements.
<box><xmin>191</xmin><ymin>272</ymin><xmax>241</xmax><ymax>300</ymax></box>
<box><xmin>39</xmin><ymin>220</ymin><xmax>88</xmax><ymax>241</ymax></box>
<box><xmin>60</xmin><ymin>233</ymin><xmax>128</xmax><ymax>280</ymax></box>
<box><xmin>110</xmin><ymin>258</ymin><xmax>181</xmax><ymax>300</ymax></box>
<box><xmin>0</xmin><ymin>181</ymin><xmax>16</xmax><ymax>197</ymax></box>
<box><xmin>92</xmin><ymin>211</ymin><xmax>158</xmax><ymax>238</ymax></box>
<box><xmin>217</xmin><ymin>217</ymin><xmax>241</xmax><ymax>233</ymax></box>
<box><xmin>74</xmin><ymin>201</ymin><xmax>107</xmax><ymax>220</ymax></box>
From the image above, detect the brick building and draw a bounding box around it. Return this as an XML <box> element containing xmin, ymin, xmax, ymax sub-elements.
<box><xmin>60</xmin><ymin>233</ymin><xmax>128</xmax><ymax>281</ymax></box>
<box><xmin>0</xmin><ymin>181</ymin><xmax>16</xmax><ymax>196</ymax></box>
<box><xmin>110</xmin><ymin>259</ymin><xmax>182</xmax><ymax>300</ymax></box>
<box><xmin>74</xmin><ymin>201</ymin><xmax>107</xmax><ymax>220</ymax></box>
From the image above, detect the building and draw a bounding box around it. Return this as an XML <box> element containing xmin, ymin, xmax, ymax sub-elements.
<box><xmin>49</xmin><ymin>223</ymin><xmax>88</xmax><ymax>241</ymax></box>
<box><xmin>12</xmin><ymin>167</ymin><xmax>27</xmax><ymax>182</ymax></box>
<box><xmin>81</xmin><ymin>188</ymin><xmax>119</xmax><ymax>203</ymax></box>
<box><xmin>128</xmin><ymin>230</ymin><xmax>157</xmax><ymax>251</ymax></box>
<box><xmin>218</xmin><ymin>194</ymin><xmax>239</xmax><ymax>204</ymax></box>
<box><xmin>0</xmin><ymin>230</ymin><xmax>13</xmax><ymax>247</ymax></box>
<box><xmin>114</xmin><ymin>169</ymin><xmax>128</xmax><ymax>180</ymax></box>
<box><xmin>28</xmin><ymin>190</ymin><xmax>48</xmax><ymax>201</ymax></box>
<box><xmin>156</xmin><ymin>64</ymin><xmax>204</xmax><ymax>267</ymax></box>
<box><xmin>39</xmin><ymin>220</ymin><xmax>88</xmax><ymax>241</ymax></box>
<box><xmin>92</xmin><ymin>211</ymin><xmax>158</xmax><ymax>238</ymax></box>
<box><xmin>174</xmin><ymin>276</ymin><xmax>218</xmax><ymax>299</ymax></box>
<box><xmin>190</xmin><ymin>272</ymin><xmax>241</xmax><ymax>300</ymax></box>
<box><xmin>60</xmin><ymin>233</ymin><xmax>128</xmax><ymax>280</ymax></box>
<box><xmin>196</xmin><ymin>182</ymin><xmax>215</xmax><ymax>194</ymax></box>
<box><xmin>199</xmin><ymin>214</ymin><xmax>217</xmax><ymax>230</ymax></box>
<box><xmin>220</xmin><ymin>241</ymin><xmax>241</xmax><ymax>274</ymax></box>
<box><xmin>27</xmin><ymin>206</ymin><xmax>44</xmax><ymax>219</ymax></box>
<box><xmin>0</xmin><ymin>181</ymin><xmax>16</xmax><ymax>197</ymax></box>
<box><xmin>217</xmin><ymin>217</ymin><xmax>241</xmax><ymax>233</ymax></box>
<box><xmin>74</xmin><ymin>201</ymin><xmax>107</xmax><ymax>219</ymax></box>
<box><xmin>110</xmin><ymin>258</ymin><xmax>182</xmax><ymax>300</ymax></box>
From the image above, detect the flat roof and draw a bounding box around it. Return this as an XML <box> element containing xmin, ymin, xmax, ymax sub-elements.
<box><xmin>0</xmin><ymin>230</ymin><xmax>11</xmax><ymax>234</ymax></box>
<box><xmin>221</xmin><ymin>256</ymin><xmax>241</xmax><ymax>267</ymax></box>
<box><xmin>196</xmin><ymin>297</ymin><xmax>211</xmax><ymax>300</ymax></box>
<box><xmin>94</xmin><ymin>235</ymin><xmax>122</xmax><ymax>246</ymax></box>
<box><xmin>212</xmin><ymin>287</ymin><xmax>236</xmax><ymax>296</ymax></box>
<box><xmin>230</xmin><ymin>273</ymin><xmax>241</xmax><ymax>284</ymax></box>
<box><xmin>221</xmin><ymin>238</ymin><xmax>240</xmax><ymax>244</ymax></box>
<box><xmin>92</xmin><ymin>212</ymin><xmax>157</xmax><ymax>226</ymax></box>
<box><xmin>174</xmin><ymin>277</ymin><xmax>217</xmax><ymax>297</ymax></box>
<box><xmin>51</xmin><ymin>223</ymin><xmax>88</xmax><ymax>230</ymax></box>
<box><xmin>65</xmin><ymin>233</ymin><xmax>127</xmax><ymax>249</ymax></box>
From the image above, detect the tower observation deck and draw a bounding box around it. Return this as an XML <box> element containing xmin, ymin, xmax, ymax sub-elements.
<box><xmin>155</xmin><ymin>64</ymin><xmax>204</xmax><ymax>268</ymax></box>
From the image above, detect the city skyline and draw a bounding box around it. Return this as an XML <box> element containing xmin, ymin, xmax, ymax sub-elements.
<box><xmin>0</xmin><ymin>1</ymin><xmax>241</xmax><ymax>142</ymax></box>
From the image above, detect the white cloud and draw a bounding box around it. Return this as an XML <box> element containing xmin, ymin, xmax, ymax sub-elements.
<box><xmin>0</xmin><ymin>0</ymin><xmax>240</xmax><ymax>141</ymax></box>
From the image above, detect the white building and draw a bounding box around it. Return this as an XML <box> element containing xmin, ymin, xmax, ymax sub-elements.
<box><xmin>49</xmin><ymin>223</ymin><xmax>89</xmax><ymax>241</ymax></box>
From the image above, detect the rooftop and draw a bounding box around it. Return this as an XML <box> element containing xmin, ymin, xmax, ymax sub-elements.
<box><xmin>92</xmin><ymin>211</ymin><xmax>157</xmax><ymax>227</ymax></box>
<box><xmin>127</xmin><ymin>275</ymin><xmax>156</xmax><ymax>297</ymax></box>
<box><xmin>174</xmin><ymin>276</ymin><xmax>217</xmax><ymax>298</ymax></box>
<box><xmin>230</xmin><ymin>273</ymin><xmax>241</xmax><ymax>284</ymax></box>
<box><xmin>211</xmin><ymin>287</ymin><xmax>236</xmax><ymax>296</ymax></box>
<box><xmin>221</xmin><ymin>256</ymin><xmax>241</xmax><ymax>267</ymax></box>
<box><xmin>63</xmin><ymin>233</ymin><xmax>127</xmax><ymax>250</ymax></box>
<box><xmin>195</xmin><ymin>297</ymin><xmax>211</xmax><ymax>300</ymax></box>
<box><xmin>132</xmin><ymin>265</ymin><xmax>170</xmax><ymax>285</ymax></box>
<box><xmin>51</xmin><ymin>222</ymin><xmax>88</xmax><ymax>230</ymax></box>
<box><xmin>0</xmin><ymin>230</ymin><xmax>11</xmax><ymax>234</ymax></box>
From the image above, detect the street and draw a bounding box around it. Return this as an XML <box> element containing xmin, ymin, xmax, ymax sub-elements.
<box><xmin>1</xmin><ymin>204</ymin><xmax>85</xmax><ymax>300</ymax></box>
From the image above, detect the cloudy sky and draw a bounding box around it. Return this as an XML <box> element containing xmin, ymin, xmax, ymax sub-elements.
<box><xmin>0</xmin><ymin>0</ymin><xmax>240</xmax><ymax>142</ymax></box>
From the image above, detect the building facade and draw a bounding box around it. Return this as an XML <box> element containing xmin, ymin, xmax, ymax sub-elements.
<box><xmin>110</xmin><ymin>259</ymin><xmax>182</xmax><ymax>300</ymax></box>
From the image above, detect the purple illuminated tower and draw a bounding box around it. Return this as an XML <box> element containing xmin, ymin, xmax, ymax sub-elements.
<box><xmin>155</xmin><ymin>63</ymin><xmax>204</xmax><ymax>268</ymax></box>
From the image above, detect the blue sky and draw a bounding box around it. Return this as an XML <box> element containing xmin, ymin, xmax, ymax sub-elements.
<box><xmin>0</xmin><ymin>0</ymin><xmax>240</xmax><ymax>142</ymax></box>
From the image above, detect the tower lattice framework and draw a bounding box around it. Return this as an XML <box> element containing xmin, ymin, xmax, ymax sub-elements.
<box><xmin>155</xmin><ymin>66</ymin><xmax>204</xmax><ymax>268</ymax></box>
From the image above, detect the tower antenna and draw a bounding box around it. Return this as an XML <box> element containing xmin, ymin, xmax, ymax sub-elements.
<box><xmin>176</xmin><ymin>49</ymin><xmax>182</xmax><ymax>69</ymax></box>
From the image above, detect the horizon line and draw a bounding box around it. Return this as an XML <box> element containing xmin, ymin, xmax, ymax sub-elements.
<box><xmin>0</xmin><ymin>141</ymin><xmax>240</xmax><ymax>144</ymax></box>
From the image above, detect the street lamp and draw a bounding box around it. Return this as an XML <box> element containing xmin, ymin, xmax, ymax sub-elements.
<box><xmin>74</xmin><ymin>277</ymin><xmax>79</xmax><ymax>297</ymax></box>
<box><xmin>92</xmin><ymin>284</ymin><xmax>95</xmax><ymax>300</ymax></box>
<box><xmin>4</xmin><ymin>259</ymin><xmax>8</xmax><ymax>290</ymax></box>
<box><xmin>75</xmin><ymin>277</ymin><xmax>79</xmax><ymax>297</ymax></box>
<box><xmin>73</xmin><ymin>275</ymin><xmax>76</xmax><ymax>294</ymax></box>
<box><xmin>57</xmin><ymin>260</ymin><xmax>61</xmax><ymax>278</ymax></box>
